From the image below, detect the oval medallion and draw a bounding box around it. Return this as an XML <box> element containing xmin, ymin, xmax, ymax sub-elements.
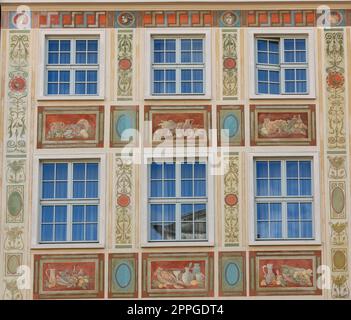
<box><xmin>332</xmin><ymin>187</ymin><xmax>345</xmax><ymax>214</ymax></box>
<box><xmin>225</xmin><ymin>262</ymin><xmax>240</xmax><ymax>286</ymax></box>
<box><xmin>116</xmin><ymin>114</ymin><xmax>132</xmax><ymax>138</ymax></box>
<box><xmin>7</xmin><ymin>255</ymin><xmax>20</xmax><ymax>275</ymax></box>
<box><xmin>8</xmin><ymin>191</ymin><xmax>23</xmax><ymax>217</ymax></box>
<box><xmin>223</xmin><ymin>114</ymin><xmax>239</xmax><ymax>138</ymax></box>
<box><xmin>333</xmin><ymin>250</ymin><xmax>346</xmax><ymax>270</ymax></box>
<box><xmin>225</xmin><ymin>194</ymin><xmax>238</xmax><ymax>206</ymax></box>
<box><xmin>115</xmin><ymin>263</ymin><xmax>132</xmax><ymax>288</ymax></box>
<box><xmin>117</xmin><ymin>194</ymin><xmax>130</xmax><ymax>207</ymax></box>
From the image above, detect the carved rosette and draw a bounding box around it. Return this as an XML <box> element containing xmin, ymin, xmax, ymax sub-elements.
<box><xmin>2</xmin><ymin>31</ymin><xmax>30</xmax><ymax>300</ymax></box>
<box><xmin>223</xmin><ymin>155</ymin><xmax>240</xmax><ymax>246</ymax></box>
<box><xmin>114</xmin><ymin>156</ymin><xmax>133</xmax><ymax>246</ymax></box>
<box><xmin>324</xmin><ymin>30</ymin><xmax>349</xmax><ymax>299</ymax></box>
<box><xmin>222</xmin><ymin>29</ymin><xmax>238</xmax><ymax>100</ymax></box>
<box><xmin>117</xmin><ymin>30</ymin><xmax>133</xmax><ymax>100</ymax></box>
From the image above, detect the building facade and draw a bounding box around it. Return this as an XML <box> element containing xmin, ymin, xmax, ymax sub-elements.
<box><xmin>0</xmin><ymin>0</ymin><xmax>350</xmax><ymax>299</ymax></box>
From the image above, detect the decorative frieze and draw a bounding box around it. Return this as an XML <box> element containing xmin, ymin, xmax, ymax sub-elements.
<box><xmin>222</xmin><ymin>30</ymin><xmax>238</xmax><ymax>100</ymax></box>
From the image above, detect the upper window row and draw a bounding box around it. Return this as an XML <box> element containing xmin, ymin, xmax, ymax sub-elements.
<box><xmin>42</xmin><ymin>31</ymin><xmax>314</xmax><ymax>98</ymax></box>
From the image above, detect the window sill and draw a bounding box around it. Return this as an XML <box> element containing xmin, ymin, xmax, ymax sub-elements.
<box><xmin>144</xmin><ymin>95</ymin><xmax>211</xmax><ymax>100</ymax></box>
<box><xmin>37</xmin><ymin>95</ymin><xmax>105</xmax><ymax>101</ymax></box>
<box><xmin>141</xmin><ymin>241</ymin><xmax>214</xmax><ymax>248</ymax></box>
<box><xmin>249</xmin><ymin>240</ymin><xmax>321</xmax><ymax>246</ymax></box>
<box><xmin>250</xmin><ymin>94</ymin><xmax>316</xmax><ymax>100</ymax></box>
<box><xmin>31</xmin><ymin>243</ymin><xmax>105</xmax><ymax>249</ymax></box>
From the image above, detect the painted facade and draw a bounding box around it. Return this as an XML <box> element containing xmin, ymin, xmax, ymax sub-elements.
<box><xmin>0</xmin><ymin>0</ymin><xmax>351</xmax><ymax>300</ymax></box>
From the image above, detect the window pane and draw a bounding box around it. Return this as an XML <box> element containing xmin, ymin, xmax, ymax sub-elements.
<box><xmin>258</xmin><ymin>70</ymin><xmax>268</xmax><ymax>82</ymax></box>
<box><xmin>194</xmin><ymin>204</ymin><xmax>206</xmax><ymax>221</ymax></box>
<box><xmin>76</xmin><ymin>40</ymin><xmax>86</xmax><ymax>51</ymax></box>
<box><xmin>164</xmin><ymin>204</ymin><xmax>176</xmax><ymax>221</ymax></box>
<box><xmin>87</xmin><ymin>83</ymin><xmax>97</xmax><ymax>95</ymax></box>
<box><xmin>194</xmin><ymin>222</ymin><xmax>206</xmax><ymax>239</ymax></box>
<box><xmin>164</xmin><ymin>180</ymin><xmax>175</xmax><ymax>197</ymax></box>
<box><xmin>48</xmin><ymin>40</ymin><xmax>59</xmax><ymax>51</ymax></box>
<box><xmin>72</xmin><ymin>224</ymin><xmax>84</xmax><ymax>241</ymax></box>
<box><xmin>284</xmin><ymin>39</ymin><xmax>294</xmax><ymax>51</ymax></box>
<box><xmin>154</xmin><ymin>70</ymin><xmax>164</xmax><ymax>81</ymax></box>
<box><xmin>181</xmin><ymin>163</ymin><xmax>193</xmax><ymax>178</ymax></box>
<box><xmin>194</xmin><ymin>180</ymin><xmax>206</xmax><ymax>197</ymax></box>
<box><xmin>87</xmin><ymin>163</ymin><xmax>98</xmax><ymax>180</ymax></box>
<box><xmin>300</xmin><ymin>179</ymin><xmax>312</xmax><ymax>196</ymax></box>
<box><xmin>87</xmin><ymin>70</ymin><xmax>97</xmax><ymax>81</ymax></box>
<box><xmin>60</xmin><ymin>53</ymin><xmax>70</xmax><ymax>64</ymax></box>
<box><xmin>257</xmin><ymin>39</ymin><xmax>267</xmax><ymax>51</ymax></box>
<box><xmin>165</xmin><ymin>52</ymin><xmax>175</xmax><ymax>63</ymax></box>
<box><xmin>258</xmin><ymin>82</ymin><xmax>268</xmax><ymax>94</ymax></box>
<box><xmin>166</xmin><ymin>39</ymin><xmax>175</xmax><ymax>50</ymax></box>
<box><xmin>285</xmin><ymin>69</ymin><xmax>295</xmax><ymax>81</ymax></box>
<box><xmin>42</xmin><ymin>206</ymin><xmax>54</xmax><ymax>223</ymax></box>
<box><xmin>151</xmin><ymin>180</ymin><xmax>162</xmax><ymax>197</ymax></box>
<box><xmin>269</xmin><ymin>161</ymin><xmax>281</xmax><ymax>178</ymax></box>
<box><xmin>181</xmin><ymin>180</ymin><xmax>193</xmax><ymax>197</ymax></box>
<box><xmin>257</xmin><ymin>221</ymin><xmax>269</xmax><ymax>239</ymax></box>
<box><xmin>164</xmin><ymin>163</ymin><xmax>175</xmax><ymax>179</ymax></box>
<box><xmin>194</xmin><ymin>163</ymin><xmax>206</xmax><ymax>179</ymax></box>
<box><xmin>55</xmin><ymin>224</ymin><xmax>66</xmax><ymax>241</ymax></box>
<box><xmin>56</xmin><ymin>163</ymin><xmax>68</xmax><ymax>180</ymax></box>
<box><xmin>181</xmin><ymin>69</ymin><xmax>191</xmax><ymax>81</ymax></box>
<box><xmin>287</xmin><ymin>161</ymin><xmax>298</xmax><ymax>178</ymax></box>
<box><xmin>164</xmin><ymin>222</ymin><xmax>175</xmax><ymax>240</ymax></box>
<box><xmin>181</xmin><ymin>204</ymin><xmax>193</xmax><ymax>221</ymax></box>
<box><xmin>270</xmin><ymin>203</ymin><xmax>282</xmax><ymax>220</ymax></box>
<box><xmin>295</xmin><ymin>39</ymin><xmax>306</xmax><ymax>50</ymax></box>
<box><xmin>48</xmin><ymin>70</ymin><xmax>58</xmax><ymax>82</ymax></box>
<box><xmin>59</xmin><ymin>83</ymin><xmax>70</xmax><ymax>94</ymax></box>
<box><xmin>73</xmin><ymin>181</ymin><xmax>85</xmax><ymax>198</ymax></box>
<box><xmin>73</xmin><ymin>163</ymin><xmax>85</xmax><ymax>180</ymax></box>
<box><xmin>86</xmin><ymin>205</ymin><xmax>98</xmax><ymax>222</ymax></box>
<box><xmin>73</xmin><ymin>205</ymin><xmax>84</xmax><ymax>222</ymax></box>
<box><xmin>42</xmin><ymin>182</ymin><xmax>54</xmax><ymax>198</ymax></box>
<box><xmin>55</xmin><ymin>182</ymin><xmax>67</xmax><ymax>198</ymax></box>
<box><xmin>257</xmin><ymin>203</ymin><xmax>269</xmax><ymax>220</ymax></box>
<box><xmin>150</xmin><ymin>224</ymin><xmax>162</xmax><ymax>240</ymax></box>
<box><xmin>41</xmin><ymin>224</ymin><xmax>53</xmax><ymax>241</ymax></box>
<box><xmin>296</xmin><ymin>69</ymin><xmax>306</xmax><ymax>80</ymax></box>
<box><xmin>48</xmin><ymin>83</ymin><xmax>58</xmax><ymax>94</ymax></box>
<box><xmin>150</xmin><ymin>204</ymin><xmax>162</xmax><ymax>222</ymax></box>
<box><xmin>48</xmin><ymin>53</ymin><xmax>59</xmax><ymax>64</ymax></box>
<box><xmin>287</xmin><ymin>179</ymin><xmax>298</xmax><ymax>196</ymax></box>
<box><xmin>300</xmin><ymin>203</ymin><xmax>312</xmax><ymax>220</ymax></box>
<box><xmin>270</xmin><ymin>222</ymin><xmax>282</xmax><ymax>238</ymax></box>
<box><xmin>270</xmin><ymin>71</ymin><xmax>279</xmax><ymax>83</ymax></box>
<box><xmin>181</xmin><ymin>223</ymin><xmax>193</xmax><ymax>239</ymax></box>
<box><xmin>299</xmin><ymin>161</ymin><xmax>311</xmax><ymax>177</ymax></box>
<box><xmin>269</xmin><ymin>53</ymin><xmax>279</xmax><ymax>65</ymax></box>
<box><xmin>181</xmin><ymin>39</ymin><xmax>191</xmax><ymax>51</ymax></box>
<box><xmin>301</xmin><ymin>221</ymin><xmax>312</xmax><ymax>238</ymax></box>
<box><xmin>88</xmin><ymin>40</ymin><xmax>98</xmax><ymax>51</ymax></box>
<box><xmin>287</xmin><ymin>203</ymin><xmax>299</xmax><ymax>220</ymax></box>
<box><xmin>269</xmin><ymin>179</ymin><xmax>281</xmax><ymax>196</ymax></box>
<box><xmin>269</xmin><ymin>41</ymin><xmax>279</xmax><ymax>53</ymax></box>
<box><xmin>154</xmin><ymin>39</ymin><xmax>164</xmax><ymax>51</ymax></box>
<box><xmin>193</xmin><ymin>69</ymin><xmax>203</xmax><ymax>81</ymax></box>
<box><xmin>288</xmin><ymin>221</ymin><xmax>300</xmax><ymax>238</ymax></box>
<box><xmin>181</xmin><ymin>82</ymin><xmax>191</xmax><ymax>93</ymax></box>
<box><xmin>76</xmin><ymin>70</ymin><xmax>86</xmax><ymax>82</ymax></box>
<box><xmin>76</xmin><ymin>52</ymin><xmax>86</xmax><ymax>64</ymax></box>
<box><xmin>165</xmin><ymin>70</ymin><xmax>175</xmax><ymax>81</ymax></box>
<box><xmin>284</xmin><ymin>51</ymin><xmax>294</xmax><ymax>63</ymax></box>
<box><xmin>43</xmin><ymin>163</ymin><xmax>55</xmax><ymax>180</ymax></box>
<box><xmin>86</xmin><ymin>181</ymin><xmax>98</xmax><ymax>198</ymax></box>
<box><xmin>165</xmin><ymin>82</ymin><xmax>175</xmax><ymax>93</ymax></box>
<box><xmin>285</xmin><ymin>81</ymin><xmax>295</xmax><ymax>93</ymax></box>
<box><xmin>257</xmin><ymin>52</ymin><xmax>268</xmax><ymax>64</ymax></box>
<box><xmin>256</xmin><ymin>179</ymin><xmax>268</xmax><ymax>196</ymax></box>
<box><xmin>256</xmin><ymin>161</ymin><xmax>268</xmax><ymax>178</ymax></box>
<box><xmin>296</xmin><ymin>51</ymin><xmax>306</xmax><ymax>63</ymax></box>
<box><xmin>87</xmin><ymin>53</ymin><xmax>98</xmax><ymax>64</ymax></box>
<box><xmin>296</xmin><ymin>81</ymin><xmax>307</xmax><ymax>93</ymax></box>
<box><xmin>270</xmin><ymin>83</ymin><xmax>280</xmax><ymax>94</ymax></box>
<box><xmin>154</xmin><ymin>52</ymin><xmax>163</xmax><ymax>63</ymax></box>
<box><xmin>85</xmin><ymin>224</ymin><xmax>97</xmax><ymax>241</ymax></box>
<box><xmin>151</xmin><ymin>163</ymin><xmax>162</xmax><ymax>179</ymax></box>
<box><xmin>75</xmin><ymin>83</ymin><xmax>85</xmax><ymax>95</ymax></box>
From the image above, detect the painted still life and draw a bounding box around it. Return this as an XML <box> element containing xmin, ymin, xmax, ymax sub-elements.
<box><xmin>37</xmin><ymin>106</ymin><xmax>104</xmax><ymax>148</ymax></box>
<box><xmin>217</xmin><ymin>105</ymin><xmax>244</xmax><ymax>146</ymax></box>
<box><xmin>142</xmin><ymin>252</ymin><xmax>214</xmax><ymax>297</ymax></box>
<box><xmin>219</xmin><ymin>252</ymin><xmax>245</xmax><ymax>296</ymax></box>
<box><xmin>144</xmin><ymin>106</ymin><xmax>210</xmax><ymax>146</ymax></box>
<box><xmin>33</xmin><ymin>254</ymin><xmax>104</xmax><ymax>299</ymax></box>
<box><xmin>250</xmin><ymin>251</ymin><xmax>322</xmax><ymax>296</ymax></box>
<box><xmin>250</xmin><ymin>105</ymin><xmax>316</xmax><ymax>146</ymax></box>
<box><xmin>108</xmin><ymin>253</ymin><xmax>138</xmax><ymax>298</ymax></box>
<box><xmin>110</xmin><ymin>106</ymin><xmax>138</xmax><ymax>147</ymax></box>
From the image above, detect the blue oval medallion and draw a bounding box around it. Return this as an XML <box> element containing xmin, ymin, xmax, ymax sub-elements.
<box><xmin>225</xmin><ymin>262</ymin><xmax>240</xmax><ymax>286</ymax></box>
<box><xmin>223</xmin><ymin>114</ymin><xmax>239</xmax><ymax>138</ymax></box>
<box><xmin>115</xmin><ymin>263</ymin><xmax>132</xmax><ymax>288</ymax></box>
<box><xmin>116</xmin><ymin>114</ymin><xmax>132</xmax><ymax>138</ymax></box>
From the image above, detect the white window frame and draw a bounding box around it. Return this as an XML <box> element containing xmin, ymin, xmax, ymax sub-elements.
<box><xmin>37</xmin><ymin>29</ymin><xmax>105</xmax><ymax>100</ymax></box>
<box><xmin>247</xmin><ymin>151</ymin><xmax>321</xmax><ymax>246</ymax></box>
<box><xmin>31</xmin><ymin>153</ymin><xmax>106</xmax><ymax>249</ymax></box>
<box><xmin>248</xmin><ymin>28</ymin><xmax>316</xmax><ymax>99</ymax></box>
<box><xmin>144</xmin><ymin>28</ymin><xmax>212</xmax><ymax>100</ymax></box>
<box><xmin>141</xmin><ymin>155</ymin><xmax>214</xmax><ymax>247</ymax></box>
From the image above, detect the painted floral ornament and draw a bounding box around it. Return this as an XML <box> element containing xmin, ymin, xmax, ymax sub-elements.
<box><xmin>9</xmin><ymin>76</ymin><xmax>26</xmax><ymax>93</ymax></box>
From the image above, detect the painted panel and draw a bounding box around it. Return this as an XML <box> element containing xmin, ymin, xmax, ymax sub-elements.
<box><xmin>110</xmin><ymin>106</ymin><xmax>138</xmax><ymax>147</ymax></box>
<box><xmin>33</xmin><ymin>254</ymin><xmax>104</xmax><ymax>299</ymax></box>
<box><xmin>5</xmin><ymin>253</ymin><xmax>23</xmax><ymax>277</ymax></box>
<box><xmin>250</xmin><ymin>105</ymin><xmax>316</xmax><ymax>146</ymax></box>
<box><xmin>6</xmin><ymin>185</ymin><xmax>24</xmax><ymax>223</ymax></box>
<box><xmin>142</xmin><ymin>253</ymin><xmax>214</xmax><ymax>297</ymax></box>
<box><xmin>249</xmin><ymin>251</ymin><xmax>322</xmax><ymax>296</ymax></box>
<box><xmin>222</xmin><ymin>30</ymin><xmax>238</xmax><ymax>99</ymax></box>
<box><xmin>144</xmin><ymin>106</ymin><xmax>211</xmax><ymax>146</ymax></box>
<box><xmin>332</xmin><ymin>249</ymin><xmax>348</xmax><ymax>272</ymax></box>
<box><xmin>108</xmin><ymin>253</ymin><xmax>138</xmax><ymax>298</ymax></box>
<box><xmin>219</xmin><ymin>252</ymin><xmax>245</xmax><ymax>296</ymax></box>
<box><xmin>37</xmin><ymin>106</ymin><xmax>104</xmax><ymax>148</ymax></box>
<box><xmin>117</xmin><ymin>30</ymin><xmax>133</xmax><ymax>99</ymax></box>
<box><xmin>329</xmin><ymin>181</ymin><xmax>346</xmax><ymax>219</ymax></box>
<box><xmin>217</xmin><ymin>106</ymin><xmax>244</xmax><ymax>146</ymax></box>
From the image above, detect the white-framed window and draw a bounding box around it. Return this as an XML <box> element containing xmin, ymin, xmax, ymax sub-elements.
<box><xmin>247</xmin><ymin>152</ymin><xmax>321</xmax><ymax>245</ymax></box>
<box><xmin>38</xmin><ymin>30</ymin><xmax>105</xmax><ymax>100</ymax></box>
<box><xmin>141</xmin><ymin>156</ymin><xmax>214</xmax><ymax>246</ymax></box>
<box><xmin>145</xmin><ymin>29</ymin><xmax>211</xmax><ymax>99</ymax></box>
<box><xmin>248</xmin><ymin>28</ymin><xmax>315</xmax><ymax>99</ymax></box>
<box><xmin>34</xmin><ymin>158</ymin><xmax>104</xmax><ymax>246</ymax></box>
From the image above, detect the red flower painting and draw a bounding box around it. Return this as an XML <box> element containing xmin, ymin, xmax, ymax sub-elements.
<box><xmin>327</xmin><ymin>71</ymin><xmax>345</xmax><ymax>89</ymax></box>
<box><xmin>9</xmin><ymin>76</ymin><xmax>26</xmax><ymax>93</ymax></box>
